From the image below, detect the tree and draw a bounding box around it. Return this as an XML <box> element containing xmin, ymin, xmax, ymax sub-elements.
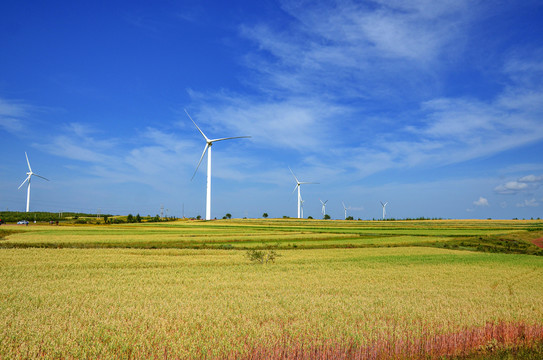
<box><xmin>263</xmin><ymin>213</ymin><xmax>269</xmax><ymax>218</ymax></box>
<box><xmin>324</xmin><ymin>214</ymin><xmax>331</xmax><ymax>220</ymax></box>
<box><xmin>136</xmin><ymin>214</ymin><xmax>142</xmax><ymax>223</ymax></box>
<box><xmin>196</xmin><ymin>215</ymin><xmax>201</xmax><ymax>220</ymax></box>
<box><xmin>127</xmin><ymin>214</ymin><xmax>134</xmax><ymax>223</ymax></box>
<box><xmin>346</xmin><ymin>216</ymin><xmax>354</xmax><ymax>220</ymax></box>
<box><xmin>225</xmin><ymin>213</ymin><xmax>232</xmax><ymax>219</ymax></box>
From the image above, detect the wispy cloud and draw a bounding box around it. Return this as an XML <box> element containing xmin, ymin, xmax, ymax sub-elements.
<box><xmin>238</xmin><ymin>0</ymin><xmax>478</xmax><ymax>101</ymax></box>
<box><xmin>516</xmin><ymin>198</ymin><xmax>539</xmax><ymax>208</ymax></box>
<box><xmin>184</xmin><ymin>0</ymin><xmax>543</xmax><ymax>181</ymax></box>
<box><xmin>37</xmin><ymin>123</ymin><xmax>118</xmax><ymax>164</ymax></box>
<box><xmin>0</xmin><ymin>98</ymin><xmax>32</xmax><ymax>134</ymax></box>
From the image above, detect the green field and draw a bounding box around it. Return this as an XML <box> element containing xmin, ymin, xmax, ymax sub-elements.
<box><xmin>2</xmin><ymin>218</ymin><xmax>543</xmax><ymax>253</ymax></box>
<box><xmin>1</xmin><ymin>219</ymin><xmax>542</xmax><ymax>359</ymax></box>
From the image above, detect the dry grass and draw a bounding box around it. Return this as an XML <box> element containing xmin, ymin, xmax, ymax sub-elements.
<box><xmin>1</xmin><ymin>246</ymin><xmax>542</xmax><ymax>358</ymax></box>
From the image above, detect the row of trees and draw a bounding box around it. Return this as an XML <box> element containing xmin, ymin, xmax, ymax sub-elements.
<box><xmin>0</xmin><ymin>211</ymin><xmax>111</xmax><ymax>223</ymax></box>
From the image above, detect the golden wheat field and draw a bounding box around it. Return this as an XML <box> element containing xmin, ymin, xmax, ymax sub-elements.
<box><xmin>1</xmin><ymin>219</ymin><xmax>542</xmax><ymax>359</ymax></box>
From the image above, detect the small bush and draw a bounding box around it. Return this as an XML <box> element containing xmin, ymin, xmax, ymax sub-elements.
<box><xmin>246</xmin><ymin>249</ymin><xmax>280</xmax><ymax>264</ymax></box>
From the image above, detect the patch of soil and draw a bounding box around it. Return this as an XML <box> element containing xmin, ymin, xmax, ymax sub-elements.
<box><xmin>531</xmin><ymin>237</ymin><xmax>543</xmax><ymax>248</ymax></box>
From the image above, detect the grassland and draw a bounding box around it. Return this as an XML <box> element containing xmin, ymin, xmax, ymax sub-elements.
<box><xmin>1</xmin><ymin>219</ymin><xmax>542</xmax><ymax>359</ymax></box>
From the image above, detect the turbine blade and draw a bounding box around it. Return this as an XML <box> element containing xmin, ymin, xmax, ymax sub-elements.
<box><xmin>288</xmin><ymin>167</ymin><xmax>299</xmax><ymax>184</ymax></box>
<box><xmin>185</xmin><ymin>109</ymin><xmax>210</xmax><ymax>142</ymax></box>
<box><xmin>191</xmin><ymin>144</ymin><xmax>209</xmax><ymax>180</ymax></box>
<box><xmin>299</xmin><ymin>182</ymin><xmax>319</xmax><ymax>185</ymax></box>
<box><xmin>324</xmin><ymin>200</ymin><xmax>328</xmax><ymax>204</ymax></box>
<box><xmin>210</xmin><ymin>136</ymin><xmax>251</xmax><ymax>142</ymax></box>
<box><xmin>292</xmin><ymin>184</ymin><xmax>299</xmax><ymax>194</ymax></box>
<box><xmin>33</xmin><ymin>173</ymin><xmax>49</xmax><ymax>181</ymax></box>
<box><xmin>18</xmin><ymin>176</ymin><xmax>30</xmax><ymax>189</ymax></box>
<box><xmin>342</xmin><ymin>202</ymin><xmax>346</xmax><ymax>209</ymax></box>
<box><xmin>25</xmin><ymin>152</ymin><xmax>32</xmax><ymax>172</ymax></box>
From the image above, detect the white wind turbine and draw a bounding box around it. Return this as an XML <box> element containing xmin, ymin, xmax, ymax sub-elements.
<box><xmin>186</xmin><ymin>109</ymin><xmax>251</xmax><ymax>221</ymax></box>
<box><xmin>380</xmin><ymin>201</ymin><xmax>388</xmax><ymax>220</ymax></box>
<box><xmin>342</xmin><ymin>201</ymin><xmax>349</xmax><ymax>220</ymax></box>
<box><xmin>289</xmin><ymin>167</ymin><xmax>318</xmax><ymax>219</ymax></box>
<box><xmin>18</xmin><ymin>152</ymin><xmax>49</xmax><ymax>212</ymax></box>
<box><xmin>320</xmin><ymin>199</ymin><xmax>328</xmax><ymax>217</ymax></box>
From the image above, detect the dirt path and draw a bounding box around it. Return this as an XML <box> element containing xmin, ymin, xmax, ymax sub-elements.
<box><xmin>531</xmin><ymin>237</ymin><xmax>543</xmax><ymax>248</ymax></box>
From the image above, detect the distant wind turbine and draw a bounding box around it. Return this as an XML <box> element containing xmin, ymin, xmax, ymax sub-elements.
<box><xmin>320</xmin><ymin>199</ymin><xmax>328</xmax><ymax>217</ymax></box>
<box><xmin>290</xmin><ymin>167</ymin><xmax>318</xmax><ymax>219</ymax></box>
<box><xmin>186</xmin><ymin>109</ymin><xmax>251</xmax><ymax>221</ymax></box>
<box><xmin>342</xmin><ymin>201</ymin><xmax>349</xmax><ymax>220</ymax></box>
<box><xmin>18</xmin><ymin>152</ymin><xmax>49</xmax><ymax>212</ymax></box>
<box><xmin>380</xmin><ymin>201</ymin><xmax>388</xmax><ymax>219</ymax></box>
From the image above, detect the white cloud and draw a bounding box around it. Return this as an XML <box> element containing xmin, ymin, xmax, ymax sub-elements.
<box><xmin>495</xmin><ymin>174</ymin><xmax>543</xmax><ymax>194</ymax></box>
<box><xmin>494</xmin><ymin>181</ymin><xmax>529</xmax><ymax>194</ymax></box>
<box><xmin>519</xmin><ymin>174</ymin><xmax>543</xmax><ymax>183</ymax></box>
<box><xmin>473</xmin><ymin>197</ymin><xmax>489</xmax><ymax>207</ymax></box>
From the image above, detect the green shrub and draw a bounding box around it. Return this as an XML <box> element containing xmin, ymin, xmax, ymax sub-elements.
<box><xmin>246</xmin><ymin>249</ymin><xmax>280</xmax><ymax>264</ymax></box>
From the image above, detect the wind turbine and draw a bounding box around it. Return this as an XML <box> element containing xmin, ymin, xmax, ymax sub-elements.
<box><xmin>185</xmin><ymin>109</ymin><xmax>251</xmax><ymax>221</ymax></box>
<box><xmin>289</xmin><ymin>167</ymin><xmax>318</xmax><ymax>219</ymax></box>
<box><xmin>18</xmin><ymin>152</ymin><xmax>49</xmax><ymax>212</ymax></box>
<box><xmin>320</xmin><ymin>199</ymin><xmax>328</xmax><ymax>217</ymax></box>
<box><xmin>380</xmin><ymin>201</ymin><xmax>388</xmax><ymax>220</ymax></box>
<box><xmin>342</xmin><ymin>201</ymin><xmax>349</xmax><ymax>220</ymax></box>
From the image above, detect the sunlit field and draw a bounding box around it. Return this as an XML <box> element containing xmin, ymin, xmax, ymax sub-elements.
<box><xmin>2</xmin><ymin>218</ymin><xmax>542</xmax><ymax>251</ymax></box>
<box><xmin>1</xmin><ymin>219</ymin><xmax>542</xmax><ymax>359</ymax></box>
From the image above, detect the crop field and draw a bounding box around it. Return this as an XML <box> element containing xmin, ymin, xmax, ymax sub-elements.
<box><xmin>2</xmin><ymin>218</ymin><xmax>542</xmax><ymax>251</ymax></box>
<box><xmin>1</xmin><ymin>219</ymin><xmax>542</xmax><ymax>359</ymax></box>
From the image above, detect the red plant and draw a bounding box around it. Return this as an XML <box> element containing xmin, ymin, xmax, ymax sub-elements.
<box><xmin>223</xmin><ymin>321</ymin><xmax>543</xmax><ymax>360</ymax></box>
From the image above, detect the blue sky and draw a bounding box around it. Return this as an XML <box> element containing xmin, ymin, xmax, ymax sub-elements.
<box><xmin>1</xmin><ymin>0</ymin><xmax>543</xmax><ymax>220</ymax></box>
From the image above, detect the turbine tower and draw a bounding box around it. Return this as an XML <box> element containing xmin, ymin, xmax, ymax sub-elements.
<box><xmin>186</xmin><ymin>109</ymin><xmax>251</xmax><ymax>221</ymax></box>
<box><xmin>18</xmin><ymin>152</ymin><xmax>49</xmax><ymax>212</ymax></box>
<box><xmin>289</xmin><ymin>167</ymin><xmax>318</xmax><ymax>219</ymax></box>
<box><xmin>320</xmin><ymin>199</ymin><xmax>328</xmax><ymax>217</ymax></box>
<box><xmin>380</xmin><ymin>201</ymin><xmax>388</xmax><ymax>220</ymax></box>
